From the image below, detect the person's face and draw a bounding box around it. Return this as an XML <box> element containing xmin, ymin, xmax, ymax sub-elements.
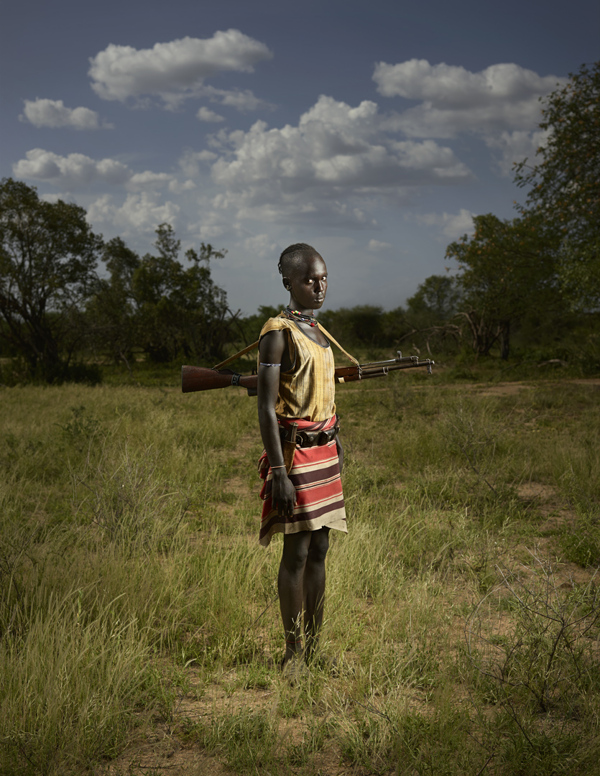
<box><xmin>285</xmin><ymin>254</ymin><xmax>328</xmax><ymax>312</ymax></box>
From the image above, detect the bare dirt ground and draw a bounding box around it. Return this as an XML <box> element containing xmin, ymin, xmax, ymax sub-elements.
<box><xmin>102</xmin><ymin>664</ymin><xmax>353</xmax><ymax>776</ymax></box>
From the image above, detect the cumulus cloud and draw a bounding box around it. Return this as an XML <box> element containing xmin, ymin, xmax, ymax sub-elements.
<box><xmin>20</xmin><ymin>98</ymin><xmax>113</xmax><ymax>130</ymax></box>
<box><xmin>13</xmin><ymin>148</ymin><xmax>177</xmax><ymax>192</ymax></box>
<box><xmin>368</xmin><ymin>239</ymin><xmax>393</xmax><ymax>251</ymax></box>
<box><xmin>243</xmin><ymin>234</ymin><xmax>278</xmax><ymax>257</ymax></box>
<box><xmin>178</xmin><ymin>149</ymin><xmax>218</xmax><ymax>178</ymax></box>
<box><xmin>187</xmin><ymin>210</ymin><xmax>231</xmax><ymax>241</ymax></box>
<box><xmin>485</xmin><ymin>129</ymin><xmax>550</xmax><ymax>175</ymax></box>
<box><xmin>211</xmin><ymin>95</ymin><xmax>471</xmax><ymax>192</ymax></box>
<box><xmin>414</xmin><ymin>208</ymin><xmax>475</xmax><ymax>240</ymax></box>
<box><xmin>14</xmin><ymin>149</ymin><xmax>131</xmax><ymax>186</ymax></box>
<box><xmin>87</xmin><ymin>192</ymin><xmax>180</xmax><ymax>233</ymax></box>
<box><xmin>194</xmin><ymin>85</ymin><xmax>273</xmax><ymax>113</ymax></box>
<box><xmin>178</xmin><ymin>95</ymin><xmax>472</xmax><ymax>230</ymax></box>
<box><xmin>374</xmin><ymin>60</ymin><xmax>564</xmax><ymax>138</ymax></box>
<box><xmin>168</xmin><ymin>178</ymin><xmax>197</xmax><ymax>194</ymax></box>
<box><xmin>127</xmin><ymin>171</ymin><xmax>174</xmax><ymax>190</ymax></box>
<box><xmin>89</xmin><ymin>30</ymin><xmax>272</xmax><ymax>106</ymax></box>
<box><xmin>218</xmin><ymin>88</ymin><xmax>270</xmax><ymax>112</ymax></box>
<box><xmin>197</xmin><ymin>106</ymin><xmax>225</xmax><ymax>123</ymax></box>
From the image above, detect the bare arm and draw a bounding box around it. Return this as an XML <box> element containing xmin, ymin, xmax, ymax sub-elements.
<box><xmin>257</xmin><ymin>330</ymin><xmax>297</xmax><ymax>518</ymax></box>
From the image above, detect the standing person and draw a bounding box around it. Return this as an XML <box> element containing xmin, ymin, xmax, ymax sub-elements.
<box><xmin>257</xmin><ymin>243</ymin><xmax>347</xmax><ymax>676</ymax></box>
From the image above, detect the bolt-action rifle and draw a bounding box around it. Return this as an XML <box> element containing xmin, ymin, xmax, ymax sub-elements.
<box><xmin>181</xmin><ymin>351</ymin><xmax>434</xmax><ymax>396</ymax></box>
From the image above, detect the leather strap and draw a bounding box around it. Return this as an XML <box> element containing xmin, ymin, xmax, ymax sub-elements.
<box><xmin>212</xmin><ymin>311</ymin><xmax>359</xmax><ymax>369</ymax></box>
<box><xmin>279</xmin><ymin>420</ymin><xmax>340</xmax><ymax>448</ymax></box>
<box><xmin>212</xmin><ymin>311</ymin><xmax>286</xmax><ymax>370</ymax></box>
<box><xmin>315</xmin><ymin>322</ymin><xmax>359</xmax><ymax>366</ymax></box>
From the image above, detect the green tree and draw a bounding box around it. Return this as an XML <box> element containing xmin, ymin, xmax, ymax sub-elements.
<box><xmin>0</xmin><ymin>178</ymin><xmax>102</xmax><ymax>382</ymax></box>
<box><xmin>236</xmin><ymin>305</ymin><xmax>283</xmax><ymax>344</ymax></box>
<box><xmin>318</xmin><ymin>305</ymin><xmax>384</xmax><ymax>347</ymax></box>
<box><xmin>87</xmin><ymin>226</ymin><xmax>230</xmax><ymax>366</ymax></box>
<box><xmin>514</xmin><ymin>61</ymin><xmax>600</xmax><ymax>309</ymax></box>
<box><xmin>86</xmin><ymin>237</ymin><xmax>141</xmax><ymax>369</ymax></box>
<box><xmin>406</xmin><ymin>275</ymin><xmax>462</xmax><ymax>325</ymax></box>
<box><xmin>446</xmin><ymin>213</ymin><xmax>561</xmax><ymax>359</ymax></box>
<box><xmin>132</xmin><ymin>224</ymin><xmax>229</xmax><ymax>363</ymax></box>
<box><xmin>399</xmin><ymin>275</ymin><xmax>463</xmax><ymax>355</ymax></box>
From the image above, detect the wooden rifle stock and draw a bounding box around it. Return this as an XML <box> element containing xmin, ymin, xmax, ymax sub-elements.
<box><xmin>181</xmin><ymin>352</ymin><xmax>434</xmax><ymax>394</ymax></box>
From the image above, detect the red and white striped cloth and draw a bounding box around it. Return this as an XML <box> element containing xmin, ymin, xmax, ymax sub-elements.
<box><xmin>258</xmin><ymin>416</ymin><xmax>347</xmax><ymax>547</ymax></box>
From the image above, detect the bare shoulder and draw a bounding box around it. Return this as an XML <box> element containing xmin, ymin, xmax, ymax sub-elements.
<box><xmin>259</xmin><ymin>328</ymin><xmax>286</xmax><ymax>360</ymax></box>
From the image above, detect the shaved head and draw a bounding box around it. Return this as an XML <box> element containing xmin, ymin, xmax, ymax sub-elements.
<box><xmin>278</xmin><ymin>243</ymin><xmax>322</xmax><ymax>278</ymax></box>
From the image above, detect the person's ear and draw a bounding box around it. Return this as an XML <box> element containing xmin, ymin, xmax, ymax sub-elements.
<box><xmin>282</xmin><ymin>277</ymin><xmax>291</xmax><ymax>290</ymax></box>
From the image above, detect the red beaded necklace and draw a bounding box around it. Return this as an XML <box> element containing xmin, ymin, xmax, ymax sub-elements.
<box><xmin>285</xmin><ymin>307</ymin><xmax>318</xmax><ymax>327</ymax></box>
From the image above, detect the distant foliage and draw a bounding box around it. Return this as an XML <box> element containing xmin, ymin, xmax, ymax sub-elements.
<box><xmin>514</xmin><ymin>61</ymin><xmax>600</xmax><ymax>310</ymax></box>
<box><xmin>0</xmin><ymin>179</ymin><xmax>232</xmax><ymax>382</ymax></box>
<box><xmin>88</xmin><ymin>224</ymin><xmax>230</xmax><ymax>365</ymax></box>
<box><xmin>318</xmin><ymin>305</ymin><xmax>386</xmax><ymax>347</ymax></box>
<box><xmin>232</xmin><ymin>305</ymin><xmax>283</xmax><ymax>346</ymax></box>
<box><xmin>446</xmin><ymin>213</ymin><xmax>566</xmax><ymax>359</ymax></box>
<box><xmin>0</xmin><ymin>177</ymin><xmax>102</xmax><ymax>383</ymax></box>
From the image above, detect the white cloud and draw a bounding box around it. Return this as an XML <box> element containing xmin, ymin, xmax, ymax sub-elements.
<box><xmin>187</xmin><ymin>210</ymin><xmax>230</xmax><ymax>241</ymax></box>
<box><xmin>178</xmin><ymin>149</ymin><xmax>218</xmax><ymax>178</ymax></box>
<box><xmin>168</xmin><ymin>178</ymin><xmax>196</xmax><ymax>194</ymax></box>
<box><xmin>243</xmin><ymin>234</ymin><xmax>278</xmax><ymax>257</ymax></box>
<box><xmin>197</xmin><ymin>106</ymin><xmax>225</xmax><ymax>123</ymax></box>
<box><xmin>14</xmin><ymin>149</ymin><xmax>131</xmax><ymax>186</ymax></box>
<box><xmin>193</xmin><ymin>85</ymin><xmax>273</xmax><ymax>113</ymax></box>
<box><xmin>20</xmin><ymin>98</ymin><xmax>113</xmax><ymax>130</ymax></box>
<box><xmin>485</xmin><ymin>129</ymin><xmax>550</xmax><ymax>175</ymax></box>
<box><xmin>13</xmin><ymin>148</ymin><xmax>175</xmax><ymax>190</ymax></box>
<box><xmin>40</xmin><ymin>192</ymin><xmax>71</xmax><ymax>204</ymax></box>
<box><xmin>127</xmin><ymin>171</ymin><xmax>175</xmax><ymax>190</ymax></box>
<box><xmin>218</xmin><ymin>88</ymin><xmax>270</xmax><ymax>112</ymax></box>
<box><xmin>368</xmin><ymin>239</ymin><xmax>393</xmax><ymax>251</ymax></box>
<box><xmin>87</xmin><ymin>192</ymin><xmax>180</xmax><ymax>233</ymax></box>
<box><xmin>374</xmin><ymin>60</ymin><xmax>559</xmax><ymax>104</ymax></box>
<box><xmin>211</xmin><ymin>95</ymin><xmax>471</xmax><ymax>193</ymax></box>
<box><xmin>89</xmin><ymin>30</ymin><xmax>272</xmax><ymax>105</ymax></box>
<box><xmin>414</xmin><ymin>208</ymin><xmax>475</xmax><ymax>240</ymax></box>
<box><xmin>202</xmin><ymin>95</ymin><xmax>471</xmax><ymax>229</ymax></box>
<box><xmin>374</xmin><ymin>60</ymin><xmax>564</xmax><ymax>138</ymax></box>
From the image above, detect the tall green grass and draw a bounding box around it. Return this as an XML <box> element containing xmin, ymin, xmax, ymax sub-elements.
<box><xmin>1</xmin><ymin>377</ymin><xmax>599</xmax><ymax>775</ymax></box>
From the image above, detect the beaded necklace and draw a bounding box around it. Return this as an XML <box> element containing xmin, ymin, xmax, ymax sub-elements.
<box><xmin>285</xmin><ymin>307</ymin><xmax>318</xmax><ymax>327</ymax></box>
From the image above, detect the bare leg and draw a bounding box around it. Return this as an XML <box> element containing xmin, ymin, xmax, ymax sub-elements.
<box><xmin>278</xmin><ymin>531</ymin><xmax>311</xmax><ymax>663</ymax></box>
<box><xmin>303</xmin><ymin>528</ymin><xmax>330</xmax><ymax>661</ymax></box>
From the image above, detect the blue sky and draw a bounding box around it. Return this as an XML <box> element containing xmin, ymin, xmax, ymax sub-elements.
<box><xmin>1</xmin><ymin>0</ymin><xmax>598</xmax><ymax>315</ymax></box>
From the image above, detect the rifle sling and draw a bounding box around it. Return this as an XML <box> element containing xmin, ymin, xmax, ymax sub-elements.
<box><xmin>212</xmin><ymin>312</ymin><xmax>359</xmax><ymax>370</ymax></box>
<box><xmin>212</xmin><ymin>338</ymin><xmax>261</xmax><ymax>370</ymax></box>
<box><xmin>315</xmin><ymin>322</ymin><xmax>359</xmax><ymax>366</ymax></box>
<box><xmin>212</xmin><ymin>313</ymin><xmax>286</xmax><ymax>370</ymax></box>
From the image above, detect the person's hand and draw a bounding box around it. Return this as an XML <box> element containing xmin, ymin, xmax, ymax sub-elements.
<box><xmin>271</xmin><ymin>469</ymin><xmax>297</xmax><ymax>517</ymax></box>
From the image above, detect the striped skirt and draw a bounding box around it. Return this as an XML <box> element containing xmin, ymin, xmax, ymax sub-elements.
<box><xmin>258</xmin><ymin>416</ymin><xmax>347</xmax><ymax>547</ymax></box>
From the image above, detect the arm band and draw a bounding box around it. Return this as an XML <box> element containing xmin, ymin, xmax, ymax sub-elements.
<box><xmin>260</xmin><ymin>362</ymin><xmax>281</xmax><ymax>367</ymax></box>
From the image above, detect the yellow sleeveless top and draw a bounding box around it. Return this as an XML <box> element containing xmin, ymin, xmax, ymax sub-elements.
<box><xmin>259</xmin><ymin>317</ymin><xmax>335</xmax><ymax>421</ymax></box>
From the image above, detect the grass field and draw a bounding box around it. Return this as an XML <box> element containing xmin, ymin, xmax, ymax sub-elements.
<box><xmin>1</xmin><ymin>370</ymin><xmax>600</xmax><ymax>775</ymax></box>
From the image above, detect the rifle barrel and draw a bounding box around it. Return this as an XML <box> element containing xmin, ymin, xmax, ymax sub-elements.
<box><xmin>359</xmin><ymin>356</ymin><xmax>418</xmax><ymax>368</ymax></box>
<box><xmin>335</xmin><ymin>359</ymin><xmax>434</xmax><ymax>383</ymax></box>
